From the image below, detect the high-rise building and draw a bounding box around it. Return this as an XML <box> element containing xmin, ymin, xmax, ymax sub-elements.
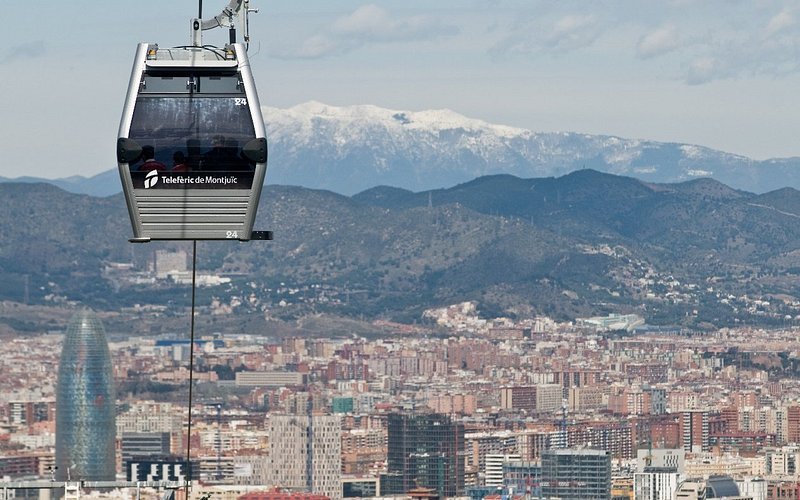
<box><xmin>383</xmin><ymin>412</ymin><xmax>465</xmax><ymax>497</ymax></box>
<box><xmin>786</xmin><ymin>405</ymin><xmax>800</xmax><ymax>443</ymax></box>
<box><xmin>633</xmin><ymin>449</ymin><xmax>683</xmax><ymax>500</ymax></box>
<box><xmin>646</xmin><ymin>387</ymin><xmax>668</xmax><ymax>415</ymax></box>
<box><xmin>765</xmin><ymin>446</ymin><xmax>800</xmax><ymax>476</ymax></box>
<box><xmin>568</xmin><ymin>421</ymin><xmax>633</xmax><ymax>459</ymax></box>
<box><xmin>55</xmin><ymin>309</ymin><xmax>116</xmax><ymax>481</ymax></box>
<box><xmin>633</xmin><ymin>469</ymin><xmax>680</xmax><ymax>500</ymax></box>
<box><xmin>268</xmin><ymin>414</ymin><xmax>342</xmax><ymax>500</ymax></box>
<box><xmin>8</xmin><ymin>400</ymin><xmax>55</xmax><ymax>427</ymax></box>
<box><xmin>500</xmin><ymin>386</ymin><xmax>537</xmax><ymax>413</ymax></box>
<box><xmin>680</xmin><ymin>410</ymin><xmax>710</xmax><ymax>453</ymax></box>
<box><xmin>541</xmin><ymin>448</ymin><xmax>611</xmax><ymax>500</ymax></box>
<box><xmin>499</xmin><ymin>384</ymin><xmax>562</xmax><ymax>414</ymax></box>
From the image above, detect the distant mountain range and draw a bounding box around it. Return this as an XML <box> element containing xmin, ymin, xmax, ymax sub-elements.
<box><xmin>3</xmin><ymin>102</ymin><xmax>800</xmax><ymax>197</ymax></box>
<box><xmin>3</xmin><ymin>170</ymin><xmax>800</xmax><ymax>332</ymax></box>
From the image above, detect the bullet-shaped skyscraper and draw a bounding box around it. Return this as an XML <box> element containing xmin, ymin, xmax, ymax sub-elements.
<box><xmin>55</xmin><ymin>309</ymin><xmax>116</xmax><ymax>481</ymax></box>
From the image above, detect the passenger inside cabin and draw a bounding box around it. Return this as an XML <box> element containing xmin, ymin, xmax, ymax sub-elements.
<box><xmin>200</xmin><ymin>135</ymin><xmax>227</xmax><ymax>171</ymax></box>
<box><xmin>200</xmin><ymin>136</ymin><xmax>253</xmax><ymax>171</ymax></box>
<box><xmin>138</xmin><ymin>145</ymin><xmax>167</xmax><ymax>172</ymax></box>
<box><xmin>171</xmin><ymin>151</ymin><xmax>190</xmax><ymax>172</ymax></box>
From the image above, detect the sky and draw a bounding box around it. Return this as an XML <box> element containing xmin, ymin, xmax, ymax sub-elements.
<box><xmin>2</xmin><ymin>0</ymin><xmax>800</xmax><ymax>180</ymax></box>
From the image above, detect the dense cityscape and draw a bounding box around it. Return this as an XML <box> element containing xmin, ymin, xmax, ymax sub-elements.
<box><xmin>6</xmin><ymin>0</ymin><xmax>800</xmax><ymax>499</ymax></box>
<box><xmin>3</xmin><ymin>289</ymin><xmax>800</xmax><ymax>499</ymax></box>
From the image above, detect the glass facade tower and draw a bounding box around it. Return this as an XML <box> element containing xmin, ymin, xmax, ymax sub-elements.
<box><xmin>541</xmin><ymin>448</ymin><xmax>611</xmax><ymax>499</ymax></box>
<box><xmin>383</xmin><ymin>412</ymin><xmax>465</xmax><ymax>497</ymax></box>
<box><xmin>55</xmin><ymin>309</ymin><xmax>116</xmax><ymax>481</ymax></box>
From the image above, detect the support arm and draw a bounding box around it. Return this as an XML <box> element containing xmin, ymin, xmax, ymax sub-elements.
<box><xmin>191</xmin><ymin>0</ymin><xmax>255</xmax><ymax>47</ymax></box>
<box><xmin>200</xmin><ymin>0</ymin><xmax>243</xmax><ymax>30</ymax></box>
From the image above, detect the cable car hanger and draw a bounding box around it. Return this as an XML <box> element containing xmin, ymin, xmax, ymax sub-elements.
<box><xmin>193</xmin><ymin>0</ymin><xmax>258</xmax><ymax>49</ymax></box>
<box><xmin>117</xmin><ymin>0</ymin><xmax>271</xmax><ymax>243</ymax></box>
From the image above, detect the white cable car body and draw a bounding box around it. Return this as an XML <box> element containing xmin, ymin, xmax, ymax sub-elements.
<box><xmin>117</xmin><ymin>1</ymin><xmax>268</xmax><ymax>242</ymax></box>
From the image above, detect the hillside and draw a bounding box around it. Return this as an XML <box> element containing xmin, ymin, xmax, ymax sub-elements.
<box><xmin>3</xmin><ymin>171</ymin><xmax>800</xmax><ymax>333</ymax></box>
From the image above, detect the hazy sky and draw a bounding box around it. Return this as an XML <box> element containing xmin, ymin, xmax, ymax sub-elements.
<box><xmin>2</xmin><ymin>0</ymin><xmax>800</xmax><ymax>180</ymax></box>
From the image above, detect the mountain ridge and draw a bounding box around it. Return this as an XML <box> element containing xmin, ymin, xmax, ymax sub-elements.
<box><xmin>3</xmin><ymin>170</ymin><xmax>800</xmax><ymax>332</ymax></box>
<box><xmin>4</xmin><ymin>102</ymin><xmax>800</xmax><ymax>197</ymax></box>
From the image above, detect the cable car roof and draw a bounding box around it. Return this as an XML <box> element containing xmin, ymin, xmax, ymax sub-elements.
<box><xmin>143</xmin><ymin>45</ymin><xmax>241</xmax><ymax>69</ymax></box>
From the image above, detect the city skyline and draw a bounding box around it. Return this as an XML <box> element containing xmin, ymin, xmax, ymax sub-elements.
<box><xmin>2</xmin><ymin>306</ymin><xmax>800</xmax><ymax>497</ymax></box>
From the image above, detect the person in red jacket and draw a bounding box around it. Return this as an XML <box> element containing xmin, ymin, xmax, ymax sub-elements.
<box><xmin>138</xmin><ymin>145</ymin><xmax>167</xmax><ymax>171</ymax></box>
<box><xmin>171</xmin><ymin>151</ymin><xmax>190</xmax><ymax>172</ymax></box>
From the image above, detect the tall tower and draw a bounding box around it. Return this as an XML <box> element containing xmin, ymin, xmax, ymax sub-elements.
<box><xmin>680</xmin><ymin>410</ymin><xmax>710</xmax><ymax>453</ymax></box>
<box><xmin>268</xmin><ymin>414</ymin><xmax>342</xmax><ymax>500</ymax></box>
<box><xmin>55</xmin><ymin>309</ymin><xmax>116</xmax><ymax>481</ymax></box>
<box><xmin>384</xmin><ymin>412</ymin><xmax>465</xmax><ymax>497</ymax></box>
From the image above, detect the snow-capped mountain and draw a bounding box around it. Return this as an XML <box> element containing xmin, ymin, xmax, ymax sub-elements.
<box><xmin>4</xmin><ymin>101</ymin><xmax>800</xmax><ymax>197</ymax></box>
<box><xmin>263</xmin><ymin>102</ymin><xmax>799</xmax><ymax>195</ymax></box>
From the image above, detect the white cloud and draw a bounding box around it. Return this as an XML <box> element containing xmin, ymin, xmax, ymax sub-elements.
<box><xmin>765</xmin><ymin>9</ymin><xmax>795</xmax><ymax>38</ymax></box>
<box><xmin>636</xmin><ymin>24</ymin><xmax>680</xmax><ymax>59</ymax></box>
<box><xmin>674</xmin><ymin>6</ymin><xmax>800</xmax><ymax>84</ymax></box>
<box><xmin>293</xmin><ymin>35</ymin><xmax>343</xmax><ymax>60</ymax></box>
<box><xmin>543</xmin><ymin>14</ymin><xmax>602</xmax><ymax>52</ymax></box>
<box><xmin>686</xmin><ymin>57</ymin><xmax>728</xmax><ymax>85</ymax></box>
<box><xmin>488</xmin><ymin>12</ymin><xmax>602</xmax><ymax>57</ymax></box>
<box><xmin>277</xmin><ymin>4</ymin><xmax>459</xmax><ymax>59</ymax></box>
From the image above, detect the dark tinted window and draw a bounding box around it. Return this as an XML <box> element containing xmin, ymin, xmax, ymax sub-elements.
<box><xmin>129</xmin><ymin>96</ymin><xmax>256</xmax><ymax>173</ymax></box>
<box><xmin>141</xmin><ymin>74</ymin><xmax>243</xmax><ymax>94</ymax></box>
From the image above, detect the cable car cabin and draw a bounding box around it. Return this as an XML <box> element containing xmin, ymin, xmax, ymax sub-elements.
<box><xmin>117</xmin><ymin>42</ymin><xmax>267</xmax><ymax>242</ymax></box>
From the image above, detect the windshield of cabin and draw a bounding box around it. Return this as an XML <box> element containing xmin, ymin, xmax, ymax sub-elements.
<box><xmin>128</xmin><ymin>96</ymin><xmax>257</xmax><ymax>173</ymax></box>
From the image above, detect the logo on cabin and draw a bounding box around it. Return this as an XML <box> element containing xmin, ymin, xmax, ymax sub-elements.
<box><xmin>134</xmin><ymin>171</ymin><xmax>255</xmax><ymax>189</ymax></box>
<box><xmin>144</xmin><ymin>170</ymin><xmax>160</xmax><ymax>189</ymax></box>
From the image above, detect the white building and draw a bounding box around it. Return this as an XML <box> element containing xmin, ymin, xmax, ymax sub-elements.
<box><xmin>485</xmin><ymin>453</ymin><xmax>520</xmax><ymax>487</ymax></box>
<box><xmin>736</xmin><ymin>478</ymin><xmax>767</xmax><ymax>500</ymax></box>
<box><xmin>235</xmin><ymin>371</ymin><xmax>306</xmax><ymax>387</ymax></box>
<box><xmin>636</xmin><ymin>448</ymin><xmax>685</xmax><ymax>473</ymax></box>
<box><xmin>116</xmin><ymin>402</ymin><xmax>183</xmax><ymax>434</ymax></box>
<box><xmin>765</xmin><ymin>446</ymin><xmax>800</xmax><ymax>477</ymax></box>
<box><xmin>634</xmin><ymin>470</ymin><xmax>681</xmax><ymax>500</ymax></box>
<box><xmin>154</xmin><ymin>250</ymin><xmax>187</xmax><ymax>278</ymax></box>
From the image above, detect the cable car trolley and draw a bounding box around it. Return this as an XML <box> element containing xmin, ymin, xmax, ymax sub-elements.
<box><xmin>117</xmin><ymin>0</ymin><xmax>270</xmax><ymax>242</ymax></box>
